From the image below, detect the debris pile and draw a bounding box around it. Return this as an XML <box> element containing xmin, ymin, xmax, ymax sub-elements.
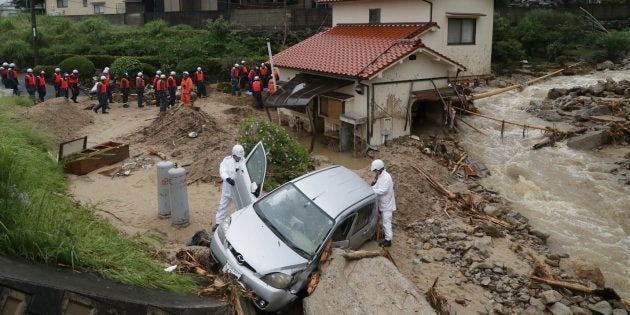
<box><xmin>133</xmin><ymin>106</ymin><xmax>233</xmax><ymax>184</ymax></box>
<box><xmin>21</xmin><ymin>98</ymin><xmax>94</xmax><ymax>142</ymax></box>
<box><xmin>98</xmin><ymin>155</ymin><xmax>155</xmax><ymax>177</ymax></box>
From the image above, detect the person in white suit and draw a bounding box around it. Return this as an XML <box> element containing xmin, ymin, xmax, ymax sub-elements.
<box><xmin>214</xmin><ymin>144</ymin><xmax>245</xmax><ymax>231</ymax></box>
<box><xmin>370</xmin><ymin>159</ymin><xmax>396</xmax><ymax>247</ymax></box>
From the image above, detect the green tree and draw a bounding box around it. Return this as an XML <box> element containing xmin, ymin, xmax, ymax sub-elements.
<box><xmin>599</xmin><ymin>30</ymin><xmax>630</xmax><ymax>61</ymax></box>
<box><xmin>237</xmin><ymin>118</ymin><xmax>314</xmax><ymax>190</ymax></box>
<box><xmin>491</xmin><ymin>14</ymin><xmax>526</xmax><ymax>63</ymax></box>
<box><xmin>110</xmin><ymin>57</ymin><xmax>142</xmax><ymax>80</ymax></box>
<box><xmin>516</xmin><ymin>10</ymin><xmax>591</xmax><ymax>58</ymax></box>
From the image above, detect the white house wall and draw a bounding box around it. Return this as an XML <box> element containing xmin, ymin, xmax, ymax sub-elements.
<box><xmin>331</xmin><ymin>0</ymin><xmax>493</xmax><ymax>78</ymax></box>
<box><xmin>45</xmin><ymin>0</ymin><xmax>124</xmax><ymax>15</ymax></box>
<box><xmin>332</xmin><ymin>0</ymin><xmax>430</xmax><ymax>25</ymax></box>
<box><xmin>421</xmin><ymin>0</ymin><xmax>493</xmax><ymax>78</ymax></box>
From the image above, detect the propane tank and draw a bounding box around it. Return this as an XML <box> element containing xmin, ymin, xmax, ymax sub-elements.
<box><xmin>168</xmin><ymin>165</ymin><xmax>190</xmax><ymax>227</ymax></box>
<box><xmin>156</xmin><ymin>160</ymin><xmax>174</xmax><ymax>218</ymax></box>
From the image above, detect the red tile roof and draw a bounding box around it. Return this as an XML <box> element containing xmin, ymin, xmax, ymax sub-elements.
<box><xmin>272</xmin><ymin>23</ymin><xmax>462</xmax><ymax>80</ymax></box>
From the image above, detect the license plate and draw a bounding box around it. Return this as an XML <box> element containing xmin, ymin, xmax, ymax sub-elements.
<box><xmin>222</xmin><ymin>263</ymin><xmax>242</xmax><ymax>279</ymax></box>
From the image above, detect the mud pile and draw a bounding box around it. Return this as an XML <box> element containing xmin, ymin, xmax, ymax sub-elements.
<box><xmin>22</xmin><ymin>97</ymin><xmax>94</xmax><ymax>143</ymax></box>
<box><xmin>136</xmin><ymin>106</ymin><xmax>234</xmax><ymax>183</ymax></box>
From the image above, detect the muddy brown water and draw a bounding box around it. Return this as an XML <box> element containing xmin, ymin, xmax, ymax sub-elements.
<box><xmin>457</xmin><ymin>70</ymin><xmax>630</xmax><ymax>297</ymax></box>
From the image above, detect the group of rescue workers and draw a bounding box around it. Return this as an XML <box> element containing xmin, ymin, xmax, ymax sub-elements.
<box><xmin>2</xmin><ymin>60</ymin><xmax>279</xmax><ymax>114</ymax></box>
<box><xmin>230</xmin><ymin>60</ymin><xmax>280</xmax><ymax>109</ymax></box>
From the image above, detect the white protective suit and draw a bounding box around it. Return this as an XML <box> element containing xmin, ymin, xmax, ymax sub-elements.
<box><xmin>215</xmin><ymin>155</ymin><xmax>243</xmax><ymax>225</ymax></box>
<box><xmin>372</xmin><ymin>169</ymin><xmax>396</xmax><ymax>241</ymax></box>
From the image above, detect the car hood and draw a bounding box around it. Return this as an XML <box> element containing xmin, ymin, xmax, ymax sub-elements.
<box><xmin>226</xmin><ymin>206</ymin><xmax>309</xmax><ymax>275</ymax></box>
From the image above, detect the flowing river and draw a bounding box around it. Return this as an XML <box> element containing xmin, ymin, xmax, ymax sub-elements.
<box><xmin>457</xmin><ymin>70</ymin><xmax>630</xmax><ymax>297</ymax></box>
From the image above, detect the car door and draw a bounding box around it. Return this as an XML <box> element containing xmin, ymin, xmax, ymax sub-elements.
<box><xmin>233</xmin><ymin>141</ymin><xmax>267</xmax><ymax>210</ymax></box>
<box><xmin>347</xmin><ymin>202</ymin><xmax>377</xmax><ymax>249</ymax></box>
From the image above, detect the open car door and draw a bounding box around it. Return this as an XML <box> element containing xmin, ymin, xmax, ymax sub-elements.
<box><xmin>233</xmin><ymin>141</ymin><xmax>267</xmax><ymax>210</ymax></box>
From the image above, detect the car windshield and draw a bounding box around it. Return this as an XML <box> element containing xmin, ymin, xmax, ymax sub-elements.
<box><xmin>254</xmin><ymin>183</ymin><xmax>334</xmax><ymax>258</ymax></box>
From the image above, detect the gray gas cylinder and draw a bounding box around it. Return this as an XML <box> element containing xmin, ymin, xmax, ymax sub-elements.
<box><xmin>156</xmin><ymin>160</ymin><xmax>174</xmax><ymax>218</ymax></box>
<box><xmin>168</xmin><ymin>166</ymin><xmax>190</xmax><ymax>227</ymax></box>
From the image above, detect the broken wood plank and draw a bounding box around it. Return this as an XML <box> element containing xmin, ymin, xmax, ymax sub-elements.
<box><xmin>148</xmin><ymin>148</ymin><xmax>167</xmax><ymax>160</ymax></box>
<box><xmin>589</xmin><ymin>115</ymin><xmax>626</xmax><ymax>123</ymax></box>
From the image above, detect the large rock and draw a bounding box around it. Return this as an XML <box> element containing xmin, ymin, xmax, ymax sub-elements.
<box><xmin>589</xmin><ymin>300</ymin><xmax>613</xmax><ymax>315</ymax></box>
<box><xmin>559</xmin><ymin>258</ymin><xmax>605</xmax><ymax>288</ymax></box>
<box><xmin>537</xmin><ymin>110</ymin><xmax>564</xmax><ymax>122</ymax></box>
<box><xmin>303</xmin><ymin>249</ymin><xmax>436</xmax><ymax>315</ymax></box>
<box><xmin>540</xmin><ymin>290</ymin><xmax>563</xmax><ymax>305</ymax></box>
<box><xmin>548</xmin><ymin>88</ymin><xmax>569</xmax><ymax>100</ymax></box>
<box><xmin>571</xmin><ymin>305</ymin><xmax>593</xmax><ymax>315</ymax></box>
<box><xmin>589</xmin><ymin>82</ymin><xmax>607</xmax><ymax>96</ymax></box>
<box><xmin>596</xmin><ymin>60</ymin><xmax>615</xmax><ymax>71</ymax></box>
<box><xmin>566</xmin><ymin>130</ymin><xmax>611</xmax><ymax>150</ymax></box>
<box><xmin>548</xmin><ymin>302</ymin><xmax>573</xmax><ymax>315</ymax></box>
<box><xmin>574</xmin><ymin>105</ymin><xmax>612</xmax><ymax>121</ymax></box>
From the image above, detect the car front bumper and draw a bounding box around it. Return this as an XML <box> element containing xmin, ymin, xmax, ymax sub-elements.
<box><xmin>210</xmin><ymin>232</ymin><xmax>298</xmax><ymax>312</ymax></box>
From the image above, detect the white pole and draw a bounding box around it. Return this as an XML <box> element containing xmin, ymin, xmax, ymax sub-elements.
<box><xmin>267</xmin><ymin>39</ymin><xmax>278</xmax><ymax>91</ymax></box>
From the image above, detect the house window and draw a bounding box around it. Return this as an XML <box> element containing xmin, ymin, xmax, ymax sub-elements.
<box><xmin>369</xmin><ymin>8</ymin><xmax>381</xmax><ymax>24</ymax></box>
<box><xmin>93</xmin><ymin>3</ymin><xmax>105</xmax><ymax>14</ymax></box>
<box><xmin>57</xmin><ymin>0</ymin><xmax>68</xmax><ymax>8</ymax></box>
<box><xmin>83</xmin><ymin>0</ymin><xmax>87</xmax><ymax>7</ymax></box>
<box><xmin>447</xmin><ymin>18</ymin><xmax>476</xmax><ymax>45</ymax></box>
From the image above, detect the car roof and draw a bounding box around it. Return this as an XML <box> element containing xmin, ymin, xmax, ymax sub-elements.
<box><xmin>292</xmin><ymin>165</ymin><xmax>374</xmax><ymax>219</ymax></box>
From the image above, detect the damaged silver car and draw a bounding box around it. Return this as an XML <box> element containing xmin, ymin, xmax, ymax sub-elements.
<box><xmin>210</xmin><ymin>142</ymin><xmax>377</xmax><ymax>311</ymax></box>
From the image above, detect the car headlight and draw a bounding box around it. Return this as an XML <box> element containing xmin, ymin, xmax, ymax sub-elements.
<box><xmin>261</xmin><ymin>273</ymin><xmax>293</xmax><ymax>289</ymax></box>
<box><xmin>217</xmin><ymin>217</ymin><xmax>231</xmax><ymax>242</ymax></box>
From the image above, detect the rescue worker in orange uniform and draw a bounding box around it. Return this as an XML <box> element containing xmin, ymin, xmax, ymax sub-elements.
<box><xmin>252</xmin><ymin>76</ymin><xmax>263</xmax><ymax>109</ymax></box>
<box><xmin>0</xmin><ymin>62</ymin><xmax>8</xmax><ymax>88</ymax></box>
<box><xmin>152</xmin><ymin>70</ymin><xmax>162</xmax><ymax>107</ymax></box>
<box><xmin>239</xmin><ymin>61</ymin><xmax>248</xmax><ymax>91</ymax></box>
<box><xmin>267</xmin><ymin>78</ymin><xmax>276</xmax><ymax>95</ymax></box>
<box><xmin>195</xmin><ymin>67</ymin><xmax>206</xmax><ymax>98</ymax></box>
<box><xmin>60</xmin><ymin>73</ymin><xmax>69</xmax><ymax>99</ymax></box>
<box><xmin>136</xmin><ymin>72</ymin><xmax>145</xmax><ymax>108</ymax></box>
<box><xmin>180</xmin><ymin>71</ymin><xmax>193</xmax><ymax>107</ymax></box>
<box><xmin>24</xmin><ymin>68</ymin><xmax>37</xmax><ymax>100</ymax></box>
<box><xmin>69</xmin><ymin>69</ymin><xmax>79</xmax><ymax>103</ymax></box>
<box><xmin>119</xmin><ymin>73</ymin><xmax>130</xmax><ymax>108</ymax></box>
<box><xmin>93</xmin><ymin>76</ymin><xmax>109</xmax><ymax>114</ymax></box>
<box><xmin>36</xmin><ymin>70</ymin><xmax>46</xmax><ymax>102</ymax></box>
<box><xmin>259</xmin><ymin>63</ymin><xmax>269</xmax><ymax>87</ymax></box>
<box><xmin>247</xmin><ymin>67</ymin><xmax>257</xmax><ymax>93</ymax></box>
<box><xmin>156</xmin><ymin>74</ymin><xmax>167</xmax><ymax>112</ymax></box>
<box><xmin>7</xmin><ymin>64</ymin><xmax>19</xmax><ymax>95</ymax></box>
<box><xmin>273</xmin><ymin>68</ymin><xmax>280</xmax><ymax>82</ymax></box>
<box><xmin>230</xmin><ymin>64</ymin><xmax>239</xmax><ymax>96</ymax></box>
<box><xmin>102</xmin><ymin>68</ymin><xmax>112</xmax><ymax>103</ymax></box>
<box><xmin>53</xmin><ymin>68</ymin><xmax>62</xmax><ymax>97</ymax></box>
<box><xmin>167</xmin><ymin>71</ymin><xmax>177</xmax><ymax>108</ymax></box>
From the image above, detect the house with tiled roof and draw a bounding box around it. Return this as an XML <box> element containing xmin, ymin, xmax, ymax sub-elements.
<box><xmin>266</xmin><ymin>0</ymin><xmax>493</xmax><ymax>149</ymax></box>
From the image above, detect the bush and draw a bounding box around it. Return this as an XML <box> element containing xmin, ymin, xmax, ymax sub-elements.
<box><xmin>176</xmin><ymin>57</ymin><xmax>206</xmax><ymax>74</ymax></box>
<box><xmin>58</xmin><ymin>56</ymin><xmax>95</xmax><ymax>84</ymax></box>
<box><xmin>237</xmin><ymin>118</ymin><xmax>313</xmax><ymax>190</ymax></box>
<box><xmin>599</xmin><ymin>31</ymin><xmax>630</xmax><ymax>61</ymax></box>
<box><xmin>41</xmin><ymin>54</ymin><xmax>75</xmax><ymax>66</ymax></box>
<box><xmin>86</xmin><ymin>55</ymin><xmax>116</xmax><ymax>70</ymax></box>
<box><xmin>0</xmin><ymin>39</ymin><xmax>32</xmax><ymax>65</ymax></box>
<box><xmin>516</xmin><ymin>10</ymin><xmax>590</xmax><ymax>58</ymax></box>
<box><xmin>110</xmin><ymin>57</ymin><xmax>142</xmax><ymax>80</ymax></box>
<box><xmin>78</xmin><ymin>16</ymin><xmax>111</xmax><ymax>40</ymax></box>
<box><xmin>32</xmin><ymin>65</ymin><xmax>57</xmax><ymax>79</ymax></box>
<box><xmin>492</xmin><ymin>39</ymin><xmax>526</xmax><ymax>63</ymax></box>
<box><xmin>140</xmin><ymin>63</ymin><xmax>156</xmax><ymax>77</ymax></box>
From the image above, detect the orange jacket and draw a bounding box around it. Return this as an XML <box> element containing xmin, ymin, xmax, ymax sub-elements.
<box><xmin>195</xmin><ymin>71</ymin><xmax>204</xmax><ymax>83</ymax></box>
<box><xmin>36</xmin><ymin>75</ymin><xmax>46</xmax><ymax>87</ymax></box>
<box><xmin>181</xmin><ymin>77</ymin><xmax>193</xmax><ymax>93</ymax></box>
<box><xmin>54</xmin><ymin>73</ymin><xmax>62</xmax><ymax>84</ymax></box>
<box><xmin>252</xmin><ymin>80</ymin><xmax>262</xmax><ymax>92</ymax></box>
<box><xmin>68</xmin><ymin>74</ymin><xmax>78</xmax><ymax>84</ymax></box>
<box><xmin>25</xmin><ymin>74</ymin><xmax>35</xmax><ymax>87</ymax></box>
<box><xmin>166</xmin><ymin>76</ymin><xmax>176</xmax><ymax>88</ymax></box>
<box><xmin>268</xmin><ymin>80</ymin><xmax>275</xmax><ymax>94</ymax></box>
<box><xmin>60</xmin><ymin>78</ymin><xmax>69</xmax><ymax>89</ymax></box>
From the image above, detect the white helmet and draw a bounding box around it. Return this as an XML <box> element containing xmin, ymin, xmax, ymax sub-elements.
<box><xmin>170</xmin><ymin>71</ymin><xmax>175</xmax><ymax>76</ymax></box>
<box><xmin>55</xmin><ymin>67</ymin><xmax>61</xmax><ymax>72</ymax></box>
<box><xmin>183</xmin><ymin>71</ymin><xmax>189</xmax><ymax>76</ymax></box>
<box><xmin>160</xmin><ymin>74</ymin><xmax>166</xmax><ymax>79</ymax></box>
<box><xmin>261</xmin><ymin>63</ymin><xmax>265</xmax><ymax>66</ymax></box>
<box><xmin>254</xmin><ymin>76</ymin><xmax>260</xmax><ymax>80</ymax></box>
<box><xmin>9</xmin><ymin>63</ymin><xmax>15</xmax><ymax>67</ymax></box>
<box><xmin>2</xmin><ymin>62</ymin><xmax>7</xmax><ymax>67</ymax></box>
<box><xmin>137</xmin><ymin>72</ymin><xmax>143</xmax><ymax>76</ymax></box>
<box><xmin>232</xmin><ymin>144</ymin><xmax>245</xmax><ymax>158</ymax></box>
<box><xmin>72</xmin><ymin>69</ymin><xmax>78</xmax><ymax>74</ymax></box>
<box><xmin>241</xmin><ymin>60</ymin><xmax>246</xmax><ymax>64</ymax></box>
<box><xmin>156</xmin><ymin>70</ymin><xmax>162</xmax><ymax>75</ymax></box>
<box><xmin>40</xmin><ymin>70</ymin><xmax>45</xmax><ymax>74</ymax></box>
<box><xmin>370</xmin><ymin>159</ymin><xmax>385</xmax><ymax>171</ymax></box>
<box><xmin>103</xmin><ymin>69</ymin><xmax>108</xmax><ymax>74</ymax></box>
<box><xmin>27</xmin><ymin>68</ymin><xmax>33</xmax><ymax>73</ymax></box>
<box><xmin>104</xmin><ymin>67</ymin><xmax>109</xmax><ymax>70</ymax></box>
<box><xmin>100</xmin><ymin>76</ymin><xmax>106</xmax><ymax>81</ymax></box>
<box><xmin>234</xmin><ymin>63</ymin><xmax>239</xmax><ymax>67</ymax></box>
<box><xmin>197</xmin><ymin>67</ymin><xmax>201</xmax><ymax>71</ymax></box>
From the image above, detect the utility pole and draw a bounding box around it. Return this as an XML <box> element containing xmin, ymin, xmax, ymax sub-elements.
<box><xmin>29</xmin><ymin>0</ymin><xmax>39</xmax><ymax>65</ymax></box>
